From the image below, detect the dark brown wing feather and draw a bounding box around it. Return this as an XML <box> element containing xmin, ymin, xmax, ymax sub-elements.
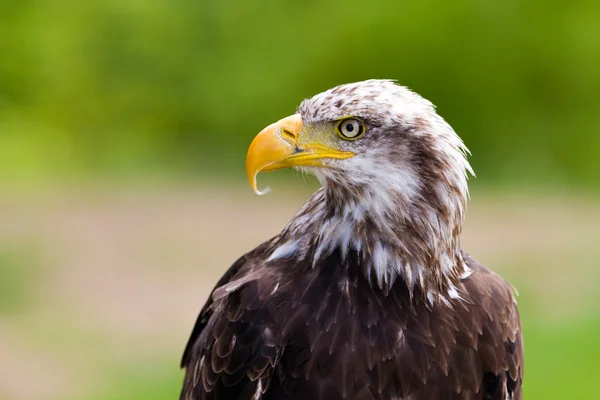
<box><xmin>179</xmin><ymin>241</ymin><xmax>282</xmax><ymax>400</ymax></box>
<box><xmin>459</xmin><ymin>251</ymin><xmax>524</xmax><ymax>400</ymax></box>
<box><xmin>180</xmin><ymin>247</ymin><xmax>523</xmax><ymax>400</ymax></box>
<box><xmin>180</xmin><ymin>252</ymin><xmax>249</xmax><ymax>369</ymax></box>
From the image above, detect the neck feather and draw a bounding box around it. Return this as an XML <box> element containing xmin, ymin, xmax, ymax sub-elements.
<box><xmin>273</xmin><ymin>179</ymin><xmax>470</xmax><ymax>303</ymax></box>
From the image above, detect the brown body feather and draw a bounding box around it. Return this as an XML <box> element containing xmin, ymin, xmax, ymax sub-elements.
<box><xmin>180</xmin><ymin>247</ymin><xmax>523</xmax><ymax>400</ymax></box>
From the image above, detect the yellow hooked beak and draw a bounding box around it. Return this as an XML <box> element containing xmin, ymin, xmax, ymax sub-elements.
<box><xmin>246</xmin><ymin>114</ymin><xmax>354</xmax><ymax>194</ymax></box>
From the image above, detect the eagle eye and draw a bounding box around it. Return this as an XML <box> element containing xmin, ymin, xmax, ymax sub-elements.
<box><xmin>336</xmin><ymin>118</ymin><xmax>365</xmax><ymax>140</ymax></box>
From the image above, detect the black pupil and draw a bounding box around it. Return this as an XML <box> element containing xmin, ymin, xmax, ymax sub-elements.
<box><xmin>346</xmin><ymin>123</ymin><xmax>354</xmax><ymax>132</ymax></box>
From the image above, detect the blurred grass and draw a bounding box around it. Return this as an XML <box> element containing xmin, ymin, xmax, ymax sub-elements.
<box><xmin>0</xmin><ymin>186</ymin><xmax>598</xmax><ymax>399</ymax></box>
<box><xmin>0</xmin><ymin>245</ymin><xmax>39</xmax><ymax>313</ymax></box>
<box><xmin>523</xmin><ymin>318</ymin><xmax>600</xmax><ymax>399</ymax></box>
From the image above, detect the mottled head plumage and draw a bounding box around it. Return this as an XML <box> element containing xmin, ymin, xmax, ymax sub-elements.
<box><xmin>299</xmin><ymin>79</ymin><xmax>432</xmax><ymax>125</ymax></box>
<box><xmin>271</xmin><ymin>80</ymin><xmax>474</xmax><ymax>301</ymax></box>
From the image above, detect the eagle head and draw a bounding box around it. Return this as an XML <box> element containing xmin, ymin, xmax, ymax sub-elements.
<box><xmin>246</xmin><ymin>80</ymin><xmax>474</xmax><ymax>300</ymax></box>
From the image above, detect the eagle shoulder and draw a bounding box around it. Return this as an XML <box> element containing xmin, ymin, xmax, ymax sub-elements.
<box><xmin>456</xmin><ymin>251</ymin><xmax>524</xmax><ymax>400</ymax></box>
<box><xmin>180</xmin><ymin>240</ymin><xmax>285</xmax><ymax>400</ymax></box>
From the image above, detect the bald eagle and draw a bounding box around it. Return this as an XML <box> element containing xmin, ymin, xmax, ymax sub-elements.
<box><xmin>180</xmin><ymin>80</ymin><xmax>524</xmax><ymax>400</ymax></box>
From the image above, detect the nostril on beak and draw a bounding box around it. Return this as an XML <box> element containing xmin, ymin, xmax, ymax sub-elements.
<box><xmin>281</xmin><ymin>128</ymin><xmax>297</xmax><ymax>144</ymax></box>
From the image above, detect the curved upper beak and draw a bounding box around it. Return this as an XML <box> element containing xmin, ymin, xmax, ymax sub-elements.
<box><xmin>245</xmin><ymin>114</ymin><xmax>354</xmax><ymax>194</ymax></box>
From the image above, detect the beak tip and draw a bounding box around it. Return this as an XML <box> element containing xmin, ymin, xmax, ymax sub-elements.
<box><xmin>248</xmin><ymin>172</ymin><xmax>271</xmax><ymax>196</ymax></box>
<box><xmin>255</xmin><ymin>186</ymin><xmax>271</xmax><ymax>196</ymax></box>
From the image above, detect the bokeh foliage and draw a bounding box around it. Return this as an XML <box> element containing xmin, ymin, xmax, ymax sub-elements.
<box><xmin>1</xmin><ymin>0</ymin><xmax>599</xmax><ymax>184</ymax></box>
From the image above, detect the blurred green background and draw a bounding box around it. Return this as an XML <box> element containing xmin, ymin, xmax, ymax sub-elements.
<box><xmin>1</xmin><ymin>0</ymin><xmax>599</xmax><ymax>399</ymax></box>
